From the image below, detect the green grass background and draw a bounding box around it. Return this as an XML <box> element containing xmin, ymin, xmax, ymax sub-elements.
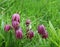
<box><xmin>0</xmin><ymin>0</ymin><xmax>60</xmax><ymax>47</ymax></box>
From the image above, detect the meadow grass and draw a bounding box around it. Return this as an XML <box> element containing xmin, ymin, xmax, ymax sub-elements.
<box><xmin>0</xmin><ymin>0</ymin><xmax>60</xmax><ymax>47</ymax></box>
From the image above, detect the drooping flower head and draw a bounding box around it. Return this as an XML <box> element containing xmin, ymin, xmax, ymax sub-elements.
<box><xmin>4</xmin><ymin>25</ymin><xmax>11</xmax><ymax>32</ymax></box>
<box><xmin>27</xmin><ymin>30</ymin><xmax>34</xmax><ymax>39</ymax></box>
<box><xmin>12</xmin><ymin>21</ymin><xmax>19</xmax><ymax>29</ymax></box>
<box><xmin>26</xmin><ymin>19</ymin><xmax>31</xmax><ymax>26</ymax></box>
<box><xmin>42</xmin><ymin>31</ymin><xmax>48</xmax><ymax>39</ymax></box>
<box><xmin>38</xmin><ymin>24</ymin><xmax>48</xmax><ymax>39</ymax></box>
<box><xmin>38</xmin><ymin>25</ymin><xmax>46</xmax><ymax>35</ymax></box>
<box><xmin>12</xmin><ymin>13</ymin><xmax>20</xmax><ymax>23</ymax></box>
<box><xmin>16</xmin><ymin>28</ymin><xmax>23</xmax><ymax>39</ymax></box>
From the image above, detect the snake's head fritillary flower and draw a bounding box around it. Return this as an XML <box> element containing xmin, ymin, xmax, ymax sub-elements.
<box><xmin>42</xmin><ymin>31</ymin><xmax>48</xmax><ymax>39</ymax></box>
<box><xmin>26</xmin><ymin>19</ymin><xmax>31</xmax><ymax>26</ymax></box>
<box><xmin>12</xmin><ymin>13</ymin><xmax>20</xmax><ymax>23</ymax></box>
<box><xmin>38</xmin><ymin>25</ymin><xmax>46</xmax><ymax>35</ymax></box>
<box><xmin>4</xmin><ymin>25</ymin><xmax>11</xmax><ymax>32</ymax></box>
<box><xmin>16</xmin><ymin>28</ymin><xmax>23</xmax><ymax>39</ymax></box>
<box><xmin>12</xmin><ymin>21</ymin><xmax>19</xmax><ymax>29</ymax></box>
<box><xmin>27</xmin><ymin>30</ymin><xmax>34</xmax><ymax>39</ymax></box>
